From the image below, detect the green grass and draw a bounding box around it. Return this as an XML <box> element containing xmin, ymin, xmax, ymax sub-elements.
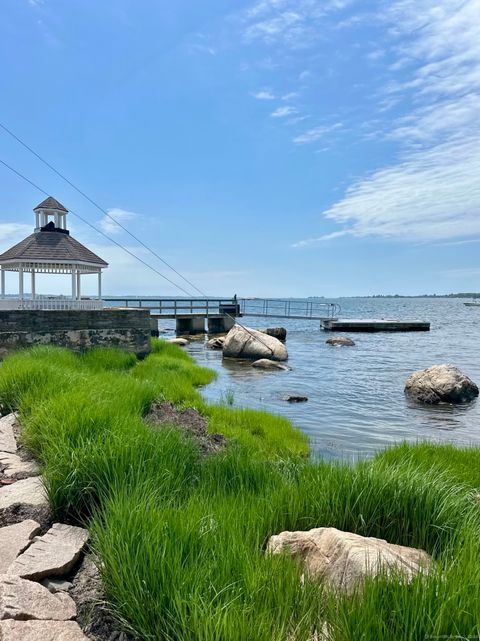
<box><xmin>1</xmin><ymin>342</ymin><xmax>479</xmax><ymax>640</ymax></box>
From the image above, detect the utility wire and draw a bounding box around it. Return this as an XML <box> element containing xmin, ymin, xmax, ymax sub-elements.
<box><xmin>0</xmin><ymin>121</ymin><xmax>206</xmax><ymax>296</ymax></box>
<box><xmin>0</xmin><ymin>148</ymin><xmax>275</xmax><ymax>355</ymax></box>
<box><xmin>0</xmin><ymin>158</ymin><xmax>196</xmax><ymax>297</ymax></box>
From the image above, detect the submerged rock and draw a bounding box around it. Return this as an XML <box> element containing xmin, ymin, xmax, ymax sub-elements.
<box><xmin>252</xmin><ymin>359</ymin><xmax>289</xmax><ymax>371</ymax></box>
<box><xmin>325</xmin><ymin>336</ymin><xmax>355</xmax><ymax>347</ymax></box>
<box><xmin>259</xmin><ymin>327</ymin><xmax>287</xmax><ymax>341</ymax></box>
<box><xmin>266</xmin><ymin>527</ymin><xmax>431</xmax><ymax>594</ymax></box>
<box><xmin>282</xmin><ymin>395</ymin><xmax>308</xmax><ymax>403</ymax></box>
<box><xmin>223</xmin><ymin>325</ymin><xmax>288</xmax><ymax>362</ymax></box>
<box><xmin>405</xmin><ymin>364</ymin><xmax>479</xmax><ymax>404</ymax></box>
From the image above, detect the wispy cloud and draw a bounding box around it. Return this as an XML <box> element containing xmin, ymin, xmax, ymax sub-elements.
<box><xmin>292</xmin><ymin>230</ymin><xmax>351</xmax><ymax>248</ymax></box>
<box><xmin>99</xmin><ymin>208</ymin><xmax>138</xmax><ymax>235</ymax></box>
<box><xmin>301</xmin><ymin>0</ymin><xmax>480</xmax><ymax>244</ymax></box>
<box><xmin>271</xmin><ymin>105</ymin><xmax>297</xmax><ymax>118</ymax></box>
<box><xmin>251</xmin><ymin>89</ymin><xmax>275</xmax><ymax>100</ymax></box>
<box><xmin>0</xmin><ymin>223</ymin><xmax>32</xmax><ymax>247</ymax></box>
<box><xmin>293</xmin><ymin>122</ymin><xmax>343</xmax><ymax>144</ymax></box>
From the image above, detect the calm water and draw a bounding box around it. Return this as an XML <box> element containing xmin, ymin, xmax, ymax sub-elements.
<box><xmin>160</xmin><ymin>298</ymin><xmax>480</xmax><ymax>459</ymax></box>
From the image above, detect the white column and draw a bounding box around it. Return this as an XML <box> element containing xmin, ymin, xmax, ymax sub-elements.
<box><xmin>19</xmin><ymin>267</ymin><xmax>24</xmax><ymax>300</ymax></box>
<box><xmin>31</xmin><ymin>270</ymin><xmax>36</xmax><ymax>300</ymax></box>
<box><xmin>1</xmin><ymin>268</ymin><xmax>5</xmax><ymax>299</ymax></box>
<box><xmin>97</xmin><ymin>271</ymin><xmax>102</xmax><ymax>300</ymax></box>
<box><xmin>71</xmin><ymin>269</ymin><xmax>77</xmax><ymax>300</ymax></box>
<box><xmin>76</xmin><ymin>271</ymin><xmax>81</xmax><ymax>300</ymax></box>
<box><xmin>35</xmin><ymin>212</ymin><xmax>40</xmax><ymax>229</ymax></box>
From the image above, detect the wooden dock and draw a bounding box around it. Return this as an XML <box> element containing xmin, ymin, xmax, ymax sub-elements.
<box><xmin>321</xmin><ymin>318</ymin><xmax>430</xmax><ymax>332</ymax></box>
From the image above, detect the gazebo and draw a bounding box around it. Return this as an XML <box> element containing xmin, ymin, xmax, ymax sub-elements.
<box><xmin>0</xmin><ymin>197</ymin><xmax>108</xmax><ymax>310</ymax></box>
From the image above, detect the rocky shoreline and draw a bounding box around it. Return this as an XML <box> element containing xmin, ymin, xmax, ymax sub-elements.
<box><xmin>0</xmin><ymin>413</ymin><xmax>129</xmax><ymax>641</ymax></box>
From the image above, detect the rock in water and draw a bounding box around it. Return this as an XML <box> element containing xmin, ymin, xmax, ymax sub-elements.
<box><xmin>252</xmin><ymin>359</ymin><xmax>289</xmax><ymax>371</ymax></box>
<box><xmin>282</xmin><ymin>395</ymin><xmax>308</xmax><ymax>402</ymax></box>
<box><xmin>259</xmin><ymin>327</ymin><xmax>287</xmax><ymax>341</ymax></box>
<box><xmin>405</xmin><ymin>364</ymin><xmax>479</xmax><ymax>404</ymax></box>
<box><xmin>223</xmin><ymin>325</ymin><xmax>288</xmax><ymax>362</ymax></box>
<box><xmin>167</xmin><ymin>338</ymin><xmax>189</xmax><ymax>346</ymax></box>
<box><xmin>266</xmin><ymin>527</ymin><xmax>431</xmax><ymax>594</ymax></box>
<box><xmin>325</xmin><ymin>336</ymin><xmax>355</xmax><ymax>346</ymax></box>
<box><xmin>207</xmin><ymin>337</ymin><xmax>225</xmax><ymax>350</ymax></box>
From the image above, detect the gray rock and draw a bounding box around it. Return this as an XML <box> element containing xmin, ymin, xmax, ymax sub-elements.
<box><xmin>0</xmin><ymin>452</ymin><xmax>40</xmax><ymax>477</ymax></box>
<box><xmin>251</xmin><ymin>359</ymin><xmax>289</xmax><ymax>371</ymax></box>
<box><xmin>207</xmin><ymin>337</ymin><xmax>225</xmax><ymax>350</ymax></box>
<box><xmin>326</xmin><ymin>336</ymin><xmax>355</xmax><ymax>346</ymax></box>
<box><xmin>0</xmin><ymin>574</ymin><xmax>76</xmax><ymax>620</ymax></box>
<box><xmin>41</xmin><ymin>578</ymin><xmax>73</xmax><ymax>593</ymax></box>
<box><xmin>259</xmin><ymin>327</ymin><xmax>287</xmax><ymax>341</ymax></box>
<box><xmin>405</xmin><ymin>364</ymin><xmax>479</xmax><ymax>404</ymax></box>
<box><xmin>223</xmin><ymin>325</ymin><xmax>288</xmax><ymax>362</ymax></box>
<box><xmin>0</xmin><ymin>520</ymin><xmax>41</xmax><ymax>573</ymax></box>
<box><xmin>282</xmin><ymin>395</ymin><xmax>308</xmax><ymax>403</ymax></box>
<box><xmin>0</xmin><ymin>620</ymin><xmax>88</xmax><ymax>640</ymax></box>
<box><xmin>9</xmin><ymin>523</ymin><xmax>89</xmax><ymax>580</ymax></box>
<box><xmin>0</xmin><ymin>477</ymin><xmax>47</xmax><ymax>510</ymax></box>
<box><xmin>0</xmin><ymin>414</ymin><xmax>17</xmax><ymax>454</ymax></box>
<box><xmin>167</xmin><ymin>338</ymin><xmax>189</xmax><ymax>346</ymax></box>
<box><xmin>267</xmin><ymin>527</ymin><xmax>431</xmax><ymax>594</ymax></box>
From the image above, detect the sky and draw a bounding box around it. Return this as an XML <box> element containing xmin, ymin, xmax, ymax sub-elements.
<box><xmin>1</xmin><ymin>0</ymin><xmax>480</xmax><ymax>297</ymax></box>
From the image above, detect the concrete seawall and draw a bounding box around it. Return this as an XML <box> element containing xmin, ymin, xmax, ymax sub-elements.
<box><xmin>0</xmin><ymin>309</ymin><xmax>151</xmax><ymax>357</ymax></box>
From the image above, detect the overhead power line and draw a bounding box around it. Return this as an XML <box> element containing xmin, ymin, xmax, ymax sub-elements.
<box><xmin>0</xmin><ymin>157</ymin><xmax>196</xmax><ymax>297</ymax></box>
<box><xmin>0</xmin><ymin>121</ymin><xmax>206</xmax><ymax>297</ymax></box>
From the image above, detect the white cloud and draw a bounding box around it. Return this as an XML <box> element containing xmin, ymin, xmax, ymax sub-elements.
<box><xmin>271</xmin><ymin>105</ymin><xmax>297</xmax><ymax>118</ymax></box>
<box><xmin>281</xmin><ymin>92</ymin><xmax>299</xmax><ymax>101</ymax></box>
<box><xmin>99</xmin><ymin>208</ymin><xmax>138</xmax><ymax>235</ymax></box>
<box><xmin>303</xmin><ymin>0</ymin><xmax>480</xmax><ymax>244</ymax></box>
<box><xmin>251</xmin><ymin>90</ymin><xmax>275</xmax><ymax>100</ymax></box>
<box><xmin>293</xmin><ymin>122</ymin><xmax>343</xmax><ymax>144</ymax></box>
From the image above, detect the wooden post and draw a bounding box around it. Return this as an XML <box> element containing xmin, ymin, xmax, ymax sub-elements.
<box><xmin>31</xmin><ymin>270</ymin><xmax>36</xmax><ymax>300</ymax></box>
<box><xmin>19</xmin><ymin>267</ymin><xmax>24</xmax><ymax>300</ymax></box>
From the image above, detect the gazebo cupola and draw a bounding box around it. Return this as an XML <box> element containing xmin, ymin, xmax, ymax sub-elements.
<box><xmin>0</xmin><ymin>197</ymin><xmax>108</xmax><ymax>310</ymax></box>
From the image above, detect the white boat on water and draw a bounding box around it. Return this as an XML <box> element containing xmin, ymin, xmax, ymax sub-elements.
<box><xmin>464</xmin><ymin>301</ymin><xmax>480</xmax><ymax>307</ymax></box>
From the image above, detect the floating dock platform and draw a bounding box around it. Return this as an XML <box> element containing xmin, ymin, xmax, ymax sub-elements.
<box><xmin>321</xmin><ymin>318</ymin><xmax>430</xmax><ymax>332</ymax></box>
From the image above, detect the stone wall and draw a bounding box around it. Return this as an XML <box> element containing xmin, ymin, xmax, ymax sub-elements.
<box><xmin>0</xmin><ymin>308</ymin><xmax>151</xmax><ymax>358</ymax></box>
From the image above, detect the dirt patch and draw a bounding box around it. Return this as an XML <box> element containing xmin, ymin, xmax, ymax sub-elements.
<box><xmin>69</xmin><ymin>556</ymin><xmax>133</xmax><ymax>641</ymax></box>
<box><xmin>146</xmin><ymin>401</ymin><xmax>226</xmax><ymax>454</ymax></box>
<box><xmin>0</xmin><ymin>503</ymin><xmax>54</xmax><ymax>534</ymax></box>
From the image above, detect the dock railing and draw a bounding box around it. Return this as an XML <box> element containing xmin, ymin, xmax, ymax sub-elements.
<box><xmin>104</xmin><ymin>298</ymin><xmax>239</xmax><ymax>318</ymax></box>
<box><xmin>239</xmin><ymin>298</ymin><xmax>340</xmax><ymax>320</ymax></box>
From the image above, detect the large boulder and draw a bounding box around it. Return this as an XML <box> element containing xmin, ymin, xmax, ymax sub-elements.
<box><xmin>266</xmin><ymin>527</ymin><xmax>431</xmax><ymax>594</ymax></box>
<box><xmin>207</xmin><ymin>337</ymin><xmax>225</xmax><ymax>350</ymax></box>
<box><xmin>405</xmin><ymin>364</ymin><xmax>479</xmax><ymax>404</ymax></box>
<box><xmin>223</xmin><ymin>325</ymin><xmax>288</xmax><ymax>362</ymax></box>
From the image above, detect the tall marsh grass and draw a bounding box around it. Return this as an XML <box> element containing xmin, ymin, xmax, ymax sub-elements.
<box><xmin>1</xmin><ymin>343</ymin><xmax>479</xmax><ymax>640</ymax></box>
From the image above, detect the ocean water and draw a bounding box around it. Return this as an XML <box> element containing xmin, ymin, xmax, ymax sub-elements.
<box><xmin>159</xmin><ymin>298</ymin><xmax>480</xmax><ymax>459</ymax></box>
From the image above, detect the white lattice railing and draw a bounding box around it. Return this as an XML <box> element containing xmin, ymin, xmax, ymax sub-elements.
<box><xmin>0</xmin><ymin>297</ymin><xmax>103</xmax><ymax>311</ymax></box>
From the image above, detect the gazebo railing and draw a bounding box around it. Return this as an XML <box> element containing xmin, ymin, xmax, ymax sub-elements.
<box><xmin>0</xmin><ymin>297</ymin><xmax>104</xmax><ymax>311</ymax></box>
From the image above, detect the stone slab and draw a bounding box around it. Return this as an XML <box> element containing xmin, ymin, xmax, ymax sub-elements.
<box><xmin>0</xmin><ymin>414</ymin><xmax>17</xmax><ymax>454</ymax></box>
<box><xmin>0</xmin><ymin>574</ymin><xmax>76</xmax><ymax>620</ymax></box>
<box><xmin>0</xmin><ymin>620</ymin><xmax>88</xmax><ymax>640</ymax></box>
<box><xmin>0</xmin><ymin>452</ymin><xmax>40</xmax><ymax>477</ymax></box>
<box><xmin>0</xmin><ymin>520</ymin><xmax>41</xmax><ymax>573</ymax></box>
<box><xmin>9</xmin><ymin>523</ymin><xmax>89</xmax><ymax>580</ymax></box>
<box><xmin>0</xmin><ymin>477</ymin><xmax>47</xmax><ymax>510</ymax></box>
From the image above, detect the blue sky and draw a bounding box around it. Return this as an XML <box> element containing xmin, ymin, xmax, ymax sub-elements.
<box><xmin>1</xmin><ymin>0</ymin><xmax>479</xmax><ymax>297</ymax></box>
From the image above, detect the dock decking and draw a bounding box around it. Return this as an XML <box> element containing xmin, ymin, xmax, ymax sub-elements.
<box><xmin>321</xmin><ymin>318</ymin><xmax>430</xmax><ymax>332</ymax></box>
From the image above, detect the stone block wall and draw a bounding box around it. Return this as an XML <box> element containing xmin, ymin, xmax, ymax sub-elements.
<box><xmin>0</xmin><ymin>309</ymin><xmax>151</xmax><ymax>358</ymax></box>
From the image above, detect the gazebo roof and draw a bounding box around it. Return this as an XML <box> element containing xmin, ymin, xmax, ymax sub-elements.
<box><xmin>34</xmin><ymin>196</ymin><xmax>68</xmax><ymax>212</ymax></box>
<box><xmin>0</xmin><ymin>230</ymin><xmax>108</xmax><ymax>266</ymax></box>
